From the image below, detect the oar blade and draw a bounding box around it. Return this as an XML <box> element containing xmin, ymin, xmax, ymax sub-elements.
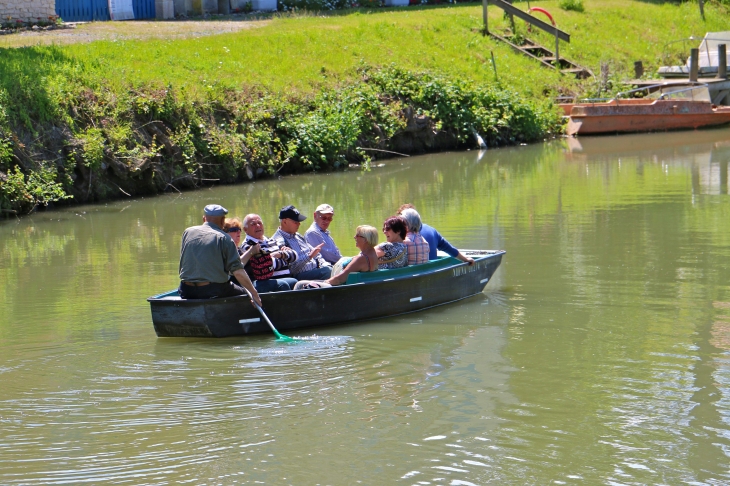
<box><xmin>275</xmin><ymin>333</ymin><xmax>296</xmax><ymax>342</ymax></box>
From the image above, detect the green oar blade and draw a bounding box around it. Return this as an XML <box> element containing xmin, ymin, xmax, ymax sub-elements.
<box><xmin>275</xmin><ymin>333</ymin><xmax>296</xmax><ymax>342</ymax></box>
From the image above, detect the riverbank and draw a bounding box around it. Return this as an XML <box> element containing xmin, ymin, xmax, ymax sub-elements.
<box><xmin>1</xmin><ymin>0</ymin><xmax>728</xmax><ymax>215</ymax></box>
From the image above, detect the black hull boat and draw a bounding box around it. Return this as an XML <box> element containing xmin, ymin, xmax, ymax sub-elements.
<box><xmin>148</xmin><ymin>250</ymin><xmax>505</xmax><ymax>338</ymax></box>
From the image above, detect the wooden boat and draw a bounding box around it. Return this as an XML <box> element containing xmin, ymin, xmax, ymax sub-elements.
<box><xmin>148</xmin><ymin>250</ymin><xmax>505</xmax><ymax>338</ymax></box>
<box><xmin>560</xmin><ymin>84</ymin><xmax>730</xmax><ymax>136</ymax></box>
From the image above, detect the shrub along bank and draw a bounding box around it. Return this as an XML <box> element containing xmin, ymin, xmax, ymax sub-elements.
<box><xmin>0</xmin><ymin>64</ymin><xmax>558</xmax><ymax>215</ymax></box>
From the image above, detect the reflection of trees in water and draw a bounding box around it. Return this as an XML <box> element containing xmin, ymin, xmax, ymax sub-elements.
<box><xmin>493</xmin><ymin>132</ymin><xmax>730</xmax><ymax>482</ymax></box>
<box><xmin>711</xmin><ymin>302</ymin><xmax>730</xmax><ymax>351</ymax></box>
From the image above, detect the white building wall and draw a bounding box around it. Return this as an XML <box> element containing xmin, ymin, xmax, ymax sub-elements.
<box><xmin>0</xmin><ymin>0</ymin><xmax>56</xmax><ymax>21</ymax></box>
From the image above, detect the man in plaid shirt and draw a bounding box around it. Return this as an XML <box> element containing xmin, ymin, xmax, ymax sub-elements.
<box><xmin>400</xmin><ymin>208</ymin><xmax>430</xmax><ymax>265</ymax></box>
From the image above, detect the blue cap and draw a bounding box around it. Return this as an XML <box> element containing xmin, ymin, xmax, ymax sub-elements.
<box><xmin>204</xmin><ymin>204</ymin><xmax>228</xmax><ymax>216</ymax></box>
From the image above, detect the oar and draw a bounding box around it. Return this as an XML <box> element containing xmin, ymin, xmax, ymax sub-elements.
<box><xmin>243</xmin><ymin>288</ymin><xmax>295</xmax><ymax>342</ymax></box>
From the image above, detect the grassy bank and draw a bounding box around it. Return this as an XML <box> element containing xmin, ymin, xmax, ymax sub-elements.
<box><xmin>0</xmin><ymin>0</ymin><xmax>728</xmax><ymax>214</ymax></box>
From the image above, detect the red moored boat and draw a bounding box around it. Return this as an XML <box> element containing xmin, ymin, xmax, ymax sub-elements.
<box><xmin>560</xmin><ymin>84</ymin><xmax>730</xmax><ymax>136</ymax></box>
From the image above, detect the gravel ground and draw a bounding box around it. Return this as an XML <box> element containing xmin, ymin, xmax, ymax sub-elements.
<box><xmin>0</xmin><ymin>18</ymin><xmax>270</xmax><ymax>48</ymax></box>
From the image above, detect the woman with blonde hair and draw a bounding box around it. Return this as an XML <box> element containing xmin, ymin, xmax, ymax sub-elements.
<box><xmin>295</xmin><ymin>225</ymin><xmax>378</xmax><ymax>289</ymax></box>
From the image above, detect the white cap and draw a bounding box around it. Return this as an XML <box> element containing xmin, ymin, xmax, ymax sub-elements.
<box><xmin>315</xmin><ymin>204</ymin><xmax>334</xmax><ymax>214</ymax></box>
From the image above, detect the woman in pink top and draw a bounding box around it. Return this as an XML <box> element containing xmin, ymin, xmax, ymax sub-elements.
<box><xmin>400</xmin><ymin>208</ymin><xmax>430</xmax><ymax>265</ymax></box>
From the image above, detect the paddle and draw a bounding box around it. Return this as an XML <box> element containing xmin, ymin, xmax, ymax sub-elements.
<box><xmin>243</xmin><ymin>288</ymin><xmax>295</xmax><ymax>342</ymax></box>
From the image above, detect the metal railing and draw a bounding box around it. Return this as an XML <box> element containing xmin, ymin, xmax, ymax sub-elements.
<box><xmin>564</xmin><ymin>83</ymin><xmax>711</xmax><ymax>106</ymax></box>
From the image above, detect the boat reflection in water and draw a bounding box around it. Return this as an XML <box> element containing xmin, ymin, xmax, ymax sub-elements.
<box><xmin>565</xmin><ymin>129</ymin><xmax>730</xmax><ymax>195</ymax></box>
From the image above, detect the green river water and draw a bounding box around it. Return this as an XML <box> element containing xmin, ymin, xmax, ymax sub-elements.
<box><xmin>1</xmin><ymin>129</ymin><xmax>729</xmax><ymax>484</ymax></box>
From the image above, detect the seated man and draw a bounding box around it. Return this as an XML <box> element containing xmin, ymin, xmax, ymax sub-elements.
<box><xmin>273</xmin><ymin>205</ymin><xmax>332</xmax><ymax>281</ymax></box>
<box><xmin>398</xmin><ymin>204</ymin><xmax>475</xmax><ymax>265</ymax></box>
<box><xmin>304</xmin><ymin>203</ymin><xmax>342</xmax><ymax>265</ymax></box>
<box><xmin>241</xmin><ymin>213</ymin><xmax>299</xmax><ymax>293</ymax></box>
<box><xmin>178</xmin><ymin>204</ymin><xmax>261</xmax><ymax>305</ymax></box>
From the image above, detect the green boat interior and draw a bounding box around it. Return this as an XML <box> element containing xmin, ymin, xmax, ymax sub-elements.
<box><xmin>344</xmin><ymin>256</ymin><xmax>461</xmax><ymax>284</ymax></box>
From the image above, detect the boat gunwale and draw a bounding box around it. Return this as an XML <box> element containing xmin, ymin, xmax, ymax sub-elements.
<box><xmin>147</xmin><ymin>249</ymin><xmax>505</xmax><ymax>304</ymax></box>
<box><xmin>563</xmin><ymin>82</ymin><xmax>711</xmax><ymax>107</ymax></box>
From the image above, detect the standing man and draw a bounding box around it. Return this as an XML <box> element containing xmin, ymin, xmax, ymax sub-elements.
<box><xmin>397</xmin><ymin>204</ymin><xmax>475</xmax><ymax>266</ymax></box>
<box><xmin>179</xmin><ymin>204</ymin><xmax>262</xmax><ymax>305</ymax></box>
<box><xmin>304</xmin><ymin>203</ymin><xmax>342</xmax><ymax>265</ymax></box>
<box><xmin>273</xmin><ymin>205</ymin><xmax>332</xmax><ymax>281</ymax></box>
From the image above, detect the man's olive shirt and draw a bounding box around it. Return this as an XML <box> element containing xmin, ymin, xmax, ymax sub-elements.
<box><xmin>179</xmin><ymin>222</ymin><xmax>244</xmax><ymax>283</ymax></box>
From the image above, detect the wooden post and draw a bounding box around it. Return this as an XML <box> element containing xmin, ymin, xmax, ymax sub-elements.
<box><xmin>555</xmin><ymin>29</ymin><xmax>559</xmax><ymax>67</ymax></box>
<box><xmin>699</xmin><ymin>0</ymin><xmax>705</xmax><ymax>21</ymax></box>
<box><xmin>718</xmin><ymin>44</ymin><xmax>727</xmax><ymax>80</ymax></box>
<box><xmin>689</xmin><ymin>48</ymin><xmax>699</xmax><ymax>82</ymax></box>
<box><xmin>482</xmin><ymin>0</ymin><xmax>488</xmax><ymax>35</ymax></box>
<box><xmin>634</xmin><ymin>61</ymin><xmax>644</xmax><ymax>79</ymax></box>
<box><xmin>505</xmin><ymin>0</ymin><xmax>515</xmax><ymax>34</ymax></box>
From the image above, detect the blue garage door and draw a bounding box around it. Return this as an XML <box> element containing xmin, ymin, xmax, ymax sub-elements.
<box><xmin>56</xmin><ymin>0</ymin><xmax>110</xmax><ymax>22</ymax></box>
<box><xmin>133</xmin><ymin>0</ymin><xmax>156</xmax><ymax>19</ymax></box>
<box><xmin>57</xmin><ymin>0</ymin><xmax>156</xmax><ymax>21</ymax></box>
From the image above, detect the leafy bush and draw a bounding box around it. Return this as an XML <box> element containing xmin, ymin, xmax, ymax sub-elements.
<box><xmin>357</xmin><ymin>0</ymin><xmax>382</xmax><ymax>7</ymax></box>
<box><xmin>559</xmin><ymin>0</ymin><xmax>584</xmax><ymax>13</ymax></box>
<box><xmin>0</xmin><ymin>165</ymin><xmax>71</xmax><ymax>214</ymax></box>
<box><xmin>364</xmin><ymin>66</ymin><xmax>558</xmax><ymax>146</ymax></box>
<box><xmin>278</xmin><ymin>0</ymin><xmax>353</xmax><ymax>11</ymax></box>
<box><xmin>79</xmin><ymin>127</ymin><xmax>105</xmax><ymax>170</ymax></box>
<box><xmin>0</xmin><ymin>66</ymin><xmax>559</xmax><ymax>215</ymax></box>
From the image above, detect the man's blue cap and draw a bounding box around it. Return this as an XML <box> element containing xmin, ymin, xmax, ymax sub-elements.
<box><xmin>204</xmin><ymin>204</ymin><xmax>228</xmax><ymax>217</ymax></box>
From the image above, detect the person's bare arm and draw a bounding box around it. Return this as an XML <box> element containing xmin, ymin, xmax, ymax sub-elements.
<box><xmin>232</xmin><ymin>268</ymin><xmax>262</xmax><ymax>306</ymax></box>
<box><xmin>374</xmin><ymin>244</ymin><xmax>385</xmax><ymax>258</ymax></box>
<box><xmin>455</xmin><ymin>251</ymin><xmax>475</xmax><ymax>266</ymax></box>
<box><xmin>326</xmin><ymin>255</ymin><xmax>367</xmax><ymax>286</ymax></box>
<box><xmin>240</xmin><ymin>243</ymin><xmax>260</xmax><ymax>265</ymax></box>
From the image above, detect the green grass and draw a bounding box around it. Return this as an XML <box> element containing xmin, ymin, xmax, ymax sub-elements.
<box><xmin>41</xmin><ymin>1</ymin><xmax>727</xmax><ymax>97</ymax></box>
